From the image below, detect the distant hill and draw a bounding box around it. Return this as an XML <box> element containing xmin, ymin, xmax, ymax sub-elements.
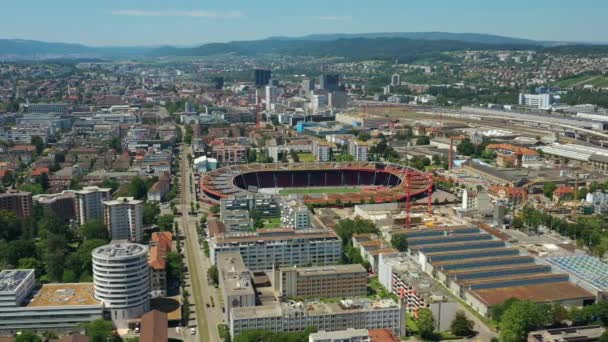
<box><xmin>267</xmin><ymin>31</ymin><xmax>551</xmax><ymax>46</ymax></box>
<box><xmin>0</xmin><ymin>39</ymin><xmax>155</xmax><ymax>59</ymax></box>
<box><xmin>148</xmin><ymin>37</ymin><xmax>538</xmax><ymax>61</ymax></box>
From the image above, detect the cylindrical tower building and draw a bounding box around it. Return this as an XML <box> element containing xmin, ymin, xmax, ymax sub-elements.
<box><xmin>92</xmin><ymin>243</ymin><xmax>150</xmax><ymax>322</ymax></box>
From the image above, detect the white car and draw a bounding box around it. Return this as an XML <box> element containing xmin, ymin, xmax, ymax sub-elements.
<box><xmin>190</xmin><ymin>328</ymin><xmax>196</xmax><ymax>335</ymax></box>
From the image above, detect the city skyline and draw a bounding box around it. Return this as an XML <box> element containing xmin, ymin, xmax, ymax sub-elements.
<box><xmin>2</xmin><ymin>0</ymin><xmax>608</xmax><ymax>46</ymax></box>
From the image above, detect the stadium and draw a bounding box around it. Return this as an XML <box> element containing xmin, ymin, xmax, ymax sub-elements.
<box><xmin>200</xmin><ymin>162</ymin><xmax>433</xmax><ymax>205</ymax></box>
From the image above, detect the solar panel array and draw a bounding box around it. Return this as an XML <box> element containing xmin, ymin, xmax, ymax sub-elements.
<box><xmin>546</xmin><ymin>255</ymin><xmax>608</xmax><ymax>291</ymax></box>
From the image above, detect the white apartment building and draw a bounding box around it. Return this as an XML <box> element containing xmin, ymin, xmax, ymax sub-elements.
<box><xmin>266</xmin><ymin>85</ymin><xmax>279</xmax><ymax>111</ymax></box>
<box><xmin>74</xmin><ymin>186</ymin><xmax>112</xmax><ymax>225</ymax></box>
<box><xmin>349</xmin><ymin>140</ymin><xmax>369</xmax><ymax>162</ymax></box>
<box><xmin>92</xmin><ymin>243</ymin><xmax>150</xmax><ymax>324</ymax></box>
<box><xmin>103</xmin><ymin>197</ymin><xmax>143</xmax><ymax>242</ymax></box>
<box><xmin>518</xmin><ymin>93</ymin><xmax>553</xmax><ymax>110</ymax></box>
<box><xmin>210</xmin><ymin>229</ymin><xmax>342</xmax><ymax>271</ymax></box>
<box><xmin>230</xmin><ymin>298</ymin><xmax>404</xmax><ymax>337</ymax></box>
<box><xmin>313</xmin><ymin>140</ymin><xmax>331</xmax><ymax>162</ymax></box>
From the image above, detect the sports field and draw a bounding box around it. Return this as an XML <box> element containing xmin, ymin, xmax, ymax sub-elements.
<box><xmin>278</xmin><ymin>187</ymin><xmax>361</xmax><ymax>195</ymax></box>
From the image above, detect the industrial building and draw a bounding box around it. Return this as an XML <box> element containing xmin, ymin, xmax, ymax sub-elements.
<box><xmin>0</xmin><ymin>269</ymin><xmax>103</xmax><ymax>334</ymax></box>
<box><xmin>210</xmin><ymin>228</ymin><xmax>342</xmax><ymax>271</ymax></box>
<box><xmin>274</xmin><ymin>264</ymin><xmax>367</xmax><ymax>299</ymax></box>
<box><xmin>395</xmin><ymin>225</ymin><xmax>595</xmax><ymax>317</ymax></box>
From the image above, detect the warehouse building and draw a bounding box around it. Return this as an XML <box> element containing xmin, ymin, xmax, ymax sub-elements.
<box><xmin>398</xmin><ymin>226</ymin><xmax>595</xmax><ymax>317</ymax></box>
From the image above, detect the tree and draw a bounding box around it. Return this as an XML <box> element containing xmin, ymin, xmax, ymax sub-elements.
<box><xmin>166</xmin><ymin>251</ymin><xmax>184</xmax><ymax>285</ymax></box>
<box><xmin>416</xmin><ymin>136</ymin><xmax>430</xmax><ymax>145</ymax></box>
<box><xmin>81</xmin><ymin>219</ymin><xmax>108</xmax><ymax>241</ymax></box>
<box><xmin>158</xmin><ymin>214</ymin><xmax>175</xmax><ymax>232</ymax></box>
<box><xmin>128</xmin><ymin>177</ymin><xmax>149</xmax><ymax>200</ymax></box>
<box><xmin>335</xmin><ymin>218</ymin><xmax>378</xmax><ymax>245</ymax></box>
<box><xmin>143</xmin><ymin>202</ymin><xmax>160</xmax><ymax>225</ymax></box>
<box><xmin>417</xmin><ymin>308</ymin><xmax>436</xmax><ymax>340</ymax></box>
<box><xmin>208</xmin><ymin>265</ymin><xmax>219</xmax><ymax>285</ymax></box>
<box><xmin>82</xmin><ymin>319</ymin><xmax>119</xmax><ymax>342</ymax></box>
<box><xmin>31</xmin><ymin>136</ymin><xmax>45</xmax><ymax>155</ymax></box>
<box><xmin>210</xmin><ymin>205</ymin><xmax>220</xmax><ymax>215</ymax></box>
<box><xmin>37</xmin><ymin>172</ymin><xmax>50</xmax><ymax>192</ymax></box>
<box><xmin>600</xmin><ymin>331</ymin><xmax>608</xmax><ymax>342</ymax></box>
<box><xmin>15</xmin><ymin>332</ymin><xmax>42</xmax><ymax>342</ymax></box>
<box><xmin>543</xmin><ymin>182</ymin><xmax>557</xmax><ymax>199</ymax></box>
<box><xmin>450</xmin><ymin>310</ymin><xmax>475</xmax><ymax>337</ymax></box>
<box><xmin>391</xmin><ymin>234</ymin><xmax>408</xmax><ymax>252</ymax></box>
<box><xmin>457</xmin><ymin>138</ymin><xmax>475</xmax><ymax>156</ymax></box>
<box><xmin>499</xmin><ymin>300</ymin><xmax>549</xmax><ymax>342</ymax></box>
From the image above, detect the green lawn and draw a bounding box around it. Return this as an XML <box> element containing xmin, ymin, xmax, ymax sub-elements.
<box><xmin>278</xmin><ymin>187</ymin><xmax>361</xmax><ymax>195</ymax></box>
<box><xmin>553</xmin><ymin>75</ymin><xmax>608</xmax><ymax>88</ymax></box>
<box><xmin>297</xmin><ymin>153</ymin><xmax>315</xmax><ymax>162</ymax></box>
<box><xmin>261</xmin><ymin>217</ymin><xmax>282</xmax><ymax>229</ymax></box>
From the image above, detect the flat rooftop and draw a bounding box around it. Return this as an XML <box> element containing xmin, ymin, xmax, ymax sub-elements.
<box><xmin>546</xmin><ymin>255</ymin><xmax>608</xmax><ymax>291</ymax></box>
<box><xmin>0</xmin><ymin>269</ymin><xmax>33</xmax><ymax>293</ymax></box>
<box><xmin>26</xmin><ymin>283</ymin><xmax>100</xmax><ymax>307</ymax></box>
<box><xmin>288</xmin><ymin>264</ymin><xmax>367</xmax><ymax>277</ymax></box>
<box><xmin>93</xmin><ymin>243</ymin><xmax>147</xmax><ymax>258</ymax></box>
<box><xmin>231</xmin><ymin>298</ymin><xmax>399</xmax><ymax>320</ymax></box>
<box><xmin>214</xmin><ymin>228</ymin><xmax>338</xmax><ymax>244</ymax></box>
<box><xmin>471</xmin><ymin>282</ymin><xmax>594</xmax><ymax>307</ymax></box>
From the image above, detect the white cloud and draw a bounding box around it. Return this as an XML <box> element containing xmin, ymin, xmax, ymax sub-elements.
<box><xmin>111</xmin><ymin>9</ymin><xmax>243</xmax><ymax>19</ymax></box>
<box><xmin>313</xmin><ymin>16</ymin><xmax>352</xmax><ymax>21</ymax></box>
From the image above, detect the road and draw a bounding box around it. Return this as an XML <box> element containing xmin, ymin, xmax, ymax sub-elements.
<box><xmin>178</xmin><ymin>130</ymin><xmax>224</xmax><ymax>342</ymax></box>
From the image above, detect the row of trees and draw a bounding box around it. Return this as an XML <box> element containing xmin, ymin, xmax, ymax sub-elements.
<box><xmin>512</xmin><ymin>206</ymin><xmax>608</xmax><ymax>257</ymax></box>
<box><xmin>493</xmin><ymin>299</ymin><xmax>608</xmax><ymax>342</ymax></box>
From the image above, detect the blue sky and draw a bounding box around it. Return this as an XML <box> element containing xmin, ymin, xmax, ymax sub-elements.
<box><xmin>2</xmin><ymin>0</ymin><xmax>608</xmax><ymax>46</ymax></box>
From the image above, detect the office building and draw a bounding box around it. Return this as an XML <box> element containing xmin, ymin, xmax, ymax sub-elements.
<box><xmin>0</xmin><ymin>190</ymin><xmax>32</xmax><ymax>218</ymax></box>
<box><xmin>220</xmin><ymin>194</ymin><xmax>281</xmax><ymax>218</ymax></box>
<box><xmin>74</xmin><ymin>186</ymin><xmax>112</xmax><ymax>225</ymax></box>
<box><xmin>255</xmin><ymin>69</ymin><xmax>272</xmax><ymax>87</ymax></box>
<box><xmin>0</xmin><ymin>269</ymin><xmax>103</xmax><ymax>334</ymax></box>
<box><xmin>230</xmin><ymin>298</ymin><xmax>404</xmax><ymax>337</ymax></box>
<box><xmin>312</xmin><ymin>94</ymin><xmax>328</xmax><ymax>112</ymax></box>
<box><xmin>25</xmin><ymin>103</ymin><xmax>68</xmax><ymax>114</ymax></box>
<box><xmin>279</xmin><ymin>200</ymin><xmax>311</xmax><ymax>229</ymax></box>
<box><xmin>217</xmin><ymin>252</ymin><xmax>256</xmax><ymax>321</ymax></box>
<box><xmin>349</xmin><ymin>140</ymin><xmax>369</xmax><ymax>162</ymax></box>
<box><xmin>210</xmin><ymin>228</ymin><xmax>342</xmax><ymax>271</ymax></box>
<box><xmin>328</xmin><ymin>91</ymin><xmax>347</xmax><ymax>109</ymax></box>
<box><xmin>391</xmin><ymin>74</ymin><xmax>401</xmax><ymax>86</ymax></box>
<box><xmin>33</xmin><ymin>191</ymin><xmax>76</xmax><ymax>223</ymax></box>
<box><xmin>319</xmin><ymin>74</ymin><xmax>340</xmax><ymax>92</ymax></box>
<box><xmin>301</xmin><ymin>79</ymin><xmax>315</xmax><ymax>96</ymax></box>
<box><xmin>518</xmin><ymin>93</ymin><xmax>553</xmax><ymax>110</ymax></box>
<box><xmin>92</xmin><ymin>243</ymin><xmax>150</xmax><ymax>322</ymax></box>
<box><xmin>265</xmin><ymin>85</ymin><xmax>278</xmax><ymax>111</ymax></box>
<box><xmin>103</xmin><ymin>197</ymin><xmax>143</xmax><ymax>242</ymax></box>
<box><xmin>213</xmin><ymin>77</ymin><xmax>225</xmax><ymax>90</ymax></box>
<box><xmin>275</xmin><ymin>264</ymin><xmax>367</xmax><ymax>299</ymax></box>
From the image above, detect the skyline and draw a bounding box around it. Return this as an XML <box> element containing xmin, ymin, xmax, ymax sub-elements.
<box><xmin>1</xmin><ymin>0</ymin><xmax>608</xmax><ymax>46</ymax></box>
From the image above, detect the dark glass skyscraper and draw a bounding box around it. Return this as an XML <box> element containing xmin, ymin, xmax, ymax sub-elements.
<box><xmin>254</xmin><ymin>69</ymin><xmax>271</xmax><ymax>87</ymax></box>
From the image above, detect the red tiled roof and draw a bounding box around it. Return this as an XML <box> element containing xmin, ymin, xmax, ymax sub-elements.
<box><xmin>554</xmin><ymin>186</ymin><xmax>574</xmax><ymax>196</ymax></box>
<box><xmin>31</xmin><ymin>167</ymin><xmax>49</xmax><ymax>177</ymax></box>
